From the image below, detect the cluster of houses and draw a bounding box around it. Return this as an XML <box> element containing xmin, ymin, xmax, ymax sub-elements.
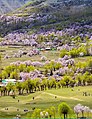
<box><xmin>0</xmin><ymin>79</ymin><xmax>16</xmax><ymax>87</ymax></box>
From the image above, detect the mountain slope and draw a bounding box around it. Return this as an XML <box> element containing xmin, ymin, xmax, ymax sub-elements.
<box><xmin>0</xmin><ymin>0</ymin><xmax>29</xmax><ymax>14</ymax></box>
<box><xmin>0</xmin><ymin>0</ymin><xmax>92</xmax><ymax>36</ymax></box>
<box><xmin>11</xmin><ymin>0</ymin><xmax>92</xmax><ymax>25</ymax></box>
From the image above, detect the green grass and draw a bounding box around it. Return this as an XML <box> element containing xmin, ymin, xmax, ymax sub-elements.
<box><xmin>0</xmin><ymin>46</ymin><xmax>60</xmax><ymax>67</ymax></box>
<box><xmin>0</xmin><ymin>86</ymin><xmax>92</xmax><ymax>118</ymax></box>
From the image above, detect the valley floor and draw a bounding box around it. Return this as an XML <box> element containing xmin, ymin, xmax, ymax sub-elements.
<box><xmin>0</xmin><ymin>86</ymin><xmax>92</xmax><ymax>118</ymax></box>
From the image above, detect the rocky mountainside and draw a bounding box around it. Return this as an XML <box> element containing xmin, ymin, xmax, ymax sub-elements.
<box><xmin>0</xmin><ymin>0</ymin><xmax>92</xmax><ymax>36</ymax></box>
<box><xmin>0</xmin><ymin>0</ymin><xmax>29</xmax><ymax>14</ymax></box>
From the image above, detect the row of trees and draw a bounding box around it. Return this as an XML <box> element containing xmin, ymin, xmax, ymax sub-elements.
<box><xmin>0</xmin><ymin>78</ymin><xmax>64</xmax><ymax>96</ymax></box>
<box><xmin>0</xmin><ymin>71</ymin><xmax>92</xmax><ymax>96</ymax></box>
<box><xmin>0</xmin><ymin>58</ymin><xmax>92</xmax><ymax>79</ymax></box>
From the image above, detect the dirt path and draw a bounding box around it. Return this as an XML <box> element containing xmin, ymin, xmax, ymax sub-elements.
<box><xmin>43</xmin><ymin>92</ymin><xmax>83</xmax><ymax>101</ymax></box>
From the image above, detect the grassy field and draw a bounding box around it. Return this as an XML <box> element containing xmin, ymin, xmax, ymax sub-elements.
<box><xmin>0</xmin><ymin>46</ymin><xmax>60</xmax><ymax>67</ymax></box>
<box><xmin>0</xmin><ymin>46</ymin><xmax>92</xmax><ymax>68</ymax></box>
<box><xmin>0</xmin><ymin>86</ymin><xmax>92</xmax><ymax>118</ymax></box>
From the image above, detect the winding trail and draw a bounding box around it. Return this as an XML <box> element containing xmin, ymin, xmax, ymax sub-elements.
<box><xmin>42</xmin><ymin>92</ymin><xmax>83</xmax><ymax>101</ymax></box>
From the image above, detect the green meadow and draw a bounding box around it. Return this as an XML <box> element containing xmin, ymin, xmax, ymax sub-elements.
<box><xmin>0</xmin><ymin>86</ymin><xmax>92</xmax><ymax>118</ymax></box>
